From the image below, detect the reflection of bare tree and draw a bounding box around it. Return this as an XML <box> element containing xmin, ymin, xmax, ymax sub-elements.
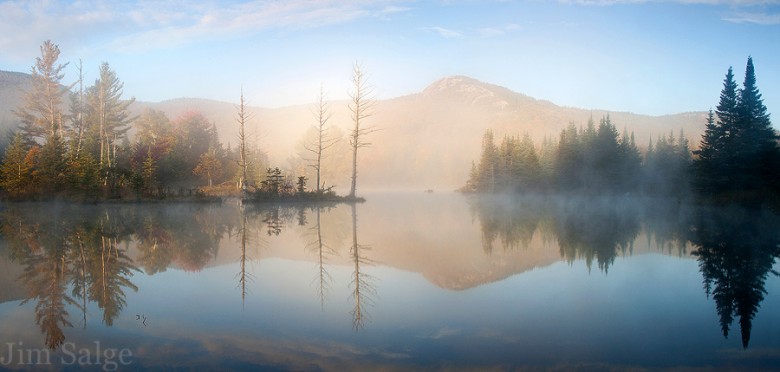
<box><xmin>235</xmin><ymin>213</ymin><xmax>255</xmax><ymax>308</ymax></box>
<box><xmin>305</xmin><ymin>207</ymin><xmax>335</xmax><ymax>309</ymax></box>
<box><xmin>349</xmin><ymin>204</ymin><xmax>375</xmax><ymax>330</ymax></box>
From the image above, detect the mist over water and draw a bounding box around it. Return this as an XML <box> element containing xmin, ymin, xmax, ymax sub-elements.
<box><xmin>0</xmin><ymin>193</ymin><xmax>778</xmax><ymax>369</ymax></box>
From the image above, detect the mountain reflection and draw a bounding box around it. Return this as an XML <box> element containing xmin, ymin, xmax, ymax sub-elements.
<box><xmin>0</xmin><ymin>196</ymin><xmax>778</xmax><ymax>351</ymax></box>
<box><xmin>689</xmin><ymin>205</ymin><xmax>780</xmax><ymax>348</ymax></box>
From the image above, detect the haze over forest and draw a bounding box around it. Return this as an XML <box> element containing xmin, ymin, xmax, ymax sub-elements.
<box><xmin>0</xmin><ymin>69</ymin><xmax>706</xmax><ymax>191</ymax></box>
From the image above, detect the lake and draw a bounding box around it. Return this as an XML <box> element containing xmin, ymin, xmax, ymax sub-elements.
<box><xmin>0</xmin><ymin>193</ymin><xmax>779</xmax><ymax>371</ymax></box>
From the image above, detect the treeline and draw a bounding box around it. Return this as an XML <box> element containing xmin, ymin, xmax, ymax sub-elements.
<box><xmin>0</xmin><ymin>41</ymin><xmax>374</xmax><ymax>201</ymax></box>
<box><xmin>464</xmin><ymin>116</ymin><xmax>691</xmax><ymax>196</ymax></box>
<box><xmin>0</xmin><ymin>41</ymin><xmax>266</xmax><ymax>200</ymax></box>
<box><xmin>465</xmin><ymin>57</ymin><xmax>780</xmax><ymax>202</ymax></box>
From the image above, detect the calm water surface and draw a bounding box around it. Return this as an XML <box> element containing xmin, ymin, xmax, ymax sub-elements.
<box><xmin>0</xmin><ymin>193</ymin><xmax>779</xmax><ymax>371</ymax></box>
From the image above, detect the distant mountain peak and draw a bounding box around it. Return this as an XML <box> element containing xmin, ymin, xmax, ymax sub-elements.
<box><xmin>422</xmin><ymin>75</ymin><xmax>529</xmax><ymax>110</ymax></box>
<box><xmin>424</xmin><ymin>75</ymin><xmax>492</xmax><ymax>95</ymax></box>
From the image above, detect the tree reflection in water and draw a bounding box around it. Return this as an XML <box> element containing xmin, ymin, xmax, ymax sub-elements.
<box><xmin>3</xmin><ymin>196</ymin><xmax>777</xmax><ymax>353</ymax></box>
<box><xmin>0</xmin><ymin>204</ymin><xmax>232</xmax><ymax>350</ymax></box>
<box><xmin>236</xmin><ymin>212</ymin><xmax>254</xmax><ymax>308</ymax></box>
<box><xmin>552</xmin><ymin>197</ymin><xmax>640</xmax><ymax>273</ymax></box>
<box><xmin>2</xmin><ymin>205</ymin><xmax>139</xmax><ymax>349</ymax></box>
<box><xmin>349</xmin><ymin>203</ymin><xmax>375</xmax><ymax>330</ymax></box>
<box><xmin>690</xmin><ymin>205</ymin><xmax>780</xmax><ymax>348</ymax></box>
<box><xmin>304</xmin><ymin>206</ymin><xmax>336</xmax><ymax>309</ymax></box>
<box><xmin>469</xmin><ymin>195</ymin><xmax>641</xmax><ymax>272</ymax></box>
<box><xmin>469</xmin><ymin>194</ymin><xmax>780</xmax><ymax>348</ymax></box>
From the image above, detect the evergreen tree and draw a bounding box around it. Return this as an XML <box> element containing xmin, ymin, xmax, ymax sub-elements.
<box><xmin>37</xmin><ymin>132</ymin><xmax>68</xmax><ymax>195</ymax></box>
<box><xmin>476</xmin><ymin>129</ymin><xmax>498</xmax><ymax>192</ymax></box>
<box><xmin>694</xmin><ymin>58</ymin><xmax>779</xmax><ymax>199</ymax></box>
<box><xmin>555</xmin><ymin>123</ymin><xmax>581</xmax><ymax>191</ymax></box>
<box><xmin>734</xmin><ymin>57</ymin><xmax>778</xmax><ymax>192</ymax></box>
<box><xmin>13</xmin><ymin>40</ymin><xmax>70</xmax><ymax>144</ymax></box>
<box><xmin>0</xmin><ymin>132</ymin><xmax>34</xmax><ymax>198</ymax></box>
<box><xmin>694</xmin><ymin>110</ymin><xmax>723</xmax><ymax>193</ymax></box>
<box><xmin>538</xmin><ymin>135</ymin><xmax>557</xmax><ymax>186</ymax></box>
<box><xmin>514</xmin><ymin>133</ymin><xmax>541</xmax><ymax>191</ymax></box>
<box><xmin>86</xmin><ymin>62</ymin><xmax>135</xmax><ymax>170</ymax></box>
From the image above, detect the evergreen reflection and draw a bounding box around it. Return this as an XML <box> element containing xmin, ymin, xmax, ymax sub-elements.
<box><xmin>0</xmin><ymin>204</ymin><xmax>230</xmax><ymax>349</ymax></box>
<box><xmin>469</xmin><ymin>195</ymin><xmax>542</xmax><ymax>253</ymax></box>
<box><xmin>553</xmin><ymin>198</ymin><xmax>640</xmax><ymax>273</ymax></box>
<box><xmin>468</xmin><ymin>196</ymin><xmax>641</xmax><ymax>272</ymax></box>
<box><xmin>689</xmin><ymin>206</ymin><xmax>780</xmax><ymax>348</ymax></box>
<box><xmin>1</xmin><ymin>205</ymin><xmax>139</xmax><ymax>349</ymax></box>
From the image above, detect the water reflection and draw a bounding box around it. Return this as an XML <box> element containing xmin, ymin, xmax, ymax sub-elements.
<box><xmin>469</xmin><ymin>196</ymin><xmax>642</xmax><ymax>272</ymax></box>
<box><xmin>304</xmin><ymin>207</ymin><xmax>336</xmax><ymax>308</ymax></box>
<box><xmin>349</xmin><ymin>204</ymin><xmax>375</xmax><ymax>330</ymax></box>
<box><xmin>0</xmin><ymin>195</ymin><xmax>778</xmax><ymax>359</ymax></box>
<box><xmin>467</xmin><ymin>194</ymin><xmax>780</xmax><ymax>348</ymax></box>
<box><xmin>236</xmin><ymin>213</ymin><xmax>253</xmax><ymax>307</ymax></box>
<box><xmin>2</xmin><ymin>205</ymin><xmax>141</xmax><ymax>349</ymax></box>
<box><xmin>689</xmin><ymin>205</ymin><xmax>780</xmax><ymax>348</ymax></box>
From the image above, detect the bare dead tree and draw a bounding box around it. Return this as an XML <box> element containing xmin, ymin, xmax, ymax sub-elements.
<box><xmin>236</xmin><ymin>88</ymin><xmax>255</xmax><ymax>193</ymax></box>
<box><xmin>347</xmin><ymin>62</ymin><xmax>378</xmax><ymax>199</ymax></box>
<box><xmin>305</xmin><ymin>84</ymin><xmax>337</xmax><ymax>193</ymax></box>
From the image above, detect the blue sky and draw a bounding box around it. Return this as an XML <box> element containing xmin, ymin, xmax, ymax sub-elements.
<box><xmin>1</xmin><ymin>0</ymin><xmax>779</xmax><ymax>118</ymax></box>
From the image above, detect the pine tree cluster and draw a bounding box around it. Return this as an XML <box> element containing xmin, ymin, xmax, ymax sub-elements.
<box><xmin>464</xmin><ymin>116</ymin><xmax>683</xmax><ymax>195</ymax></box>
<box><xmin>693</xmin><ymin>57</ymin><xmax>780</xmax><ymax>201</ymax></box>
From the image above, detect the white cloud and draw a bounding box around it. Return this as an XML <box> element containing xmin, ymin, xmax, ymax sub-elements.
<box><xmin>477</xmin><ymin>23</ymin><xmax>522</xmax><ymax>37</ymax></box>
<box><xmin>422</xmin><ymin>26</ymin><xmax>464</xmax><ymax>38</ymax></box>
<box><xmin>0</xmin><ymin>0</ymin><xmax>415</xmax><ymax>56</ymax></box>
<box><xmin>723</xmin><ymin>11</ymin><xmax>780</xmax><ymax>24</ymax></box>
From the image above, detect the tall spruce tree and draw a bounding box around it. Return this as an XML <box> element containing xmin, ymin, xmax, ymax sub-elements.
<box><xmin>734</xmin><ymin>57</ymin><xmax>778</xmax><ymax>192</ymax></box>
<box><xmin>695</xmin><ymin>58</ymin><xmax>779</xmax><ymax>198</ymax></box>
<box><xmin>476</xmin><ymin>129</ymin><xmax>498</xmax><ymax>192</ymax></box>
<box><xmin>13</xmin><ymin>40</ymin><xmax>70</xmax><ymax>144</ymax></box>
